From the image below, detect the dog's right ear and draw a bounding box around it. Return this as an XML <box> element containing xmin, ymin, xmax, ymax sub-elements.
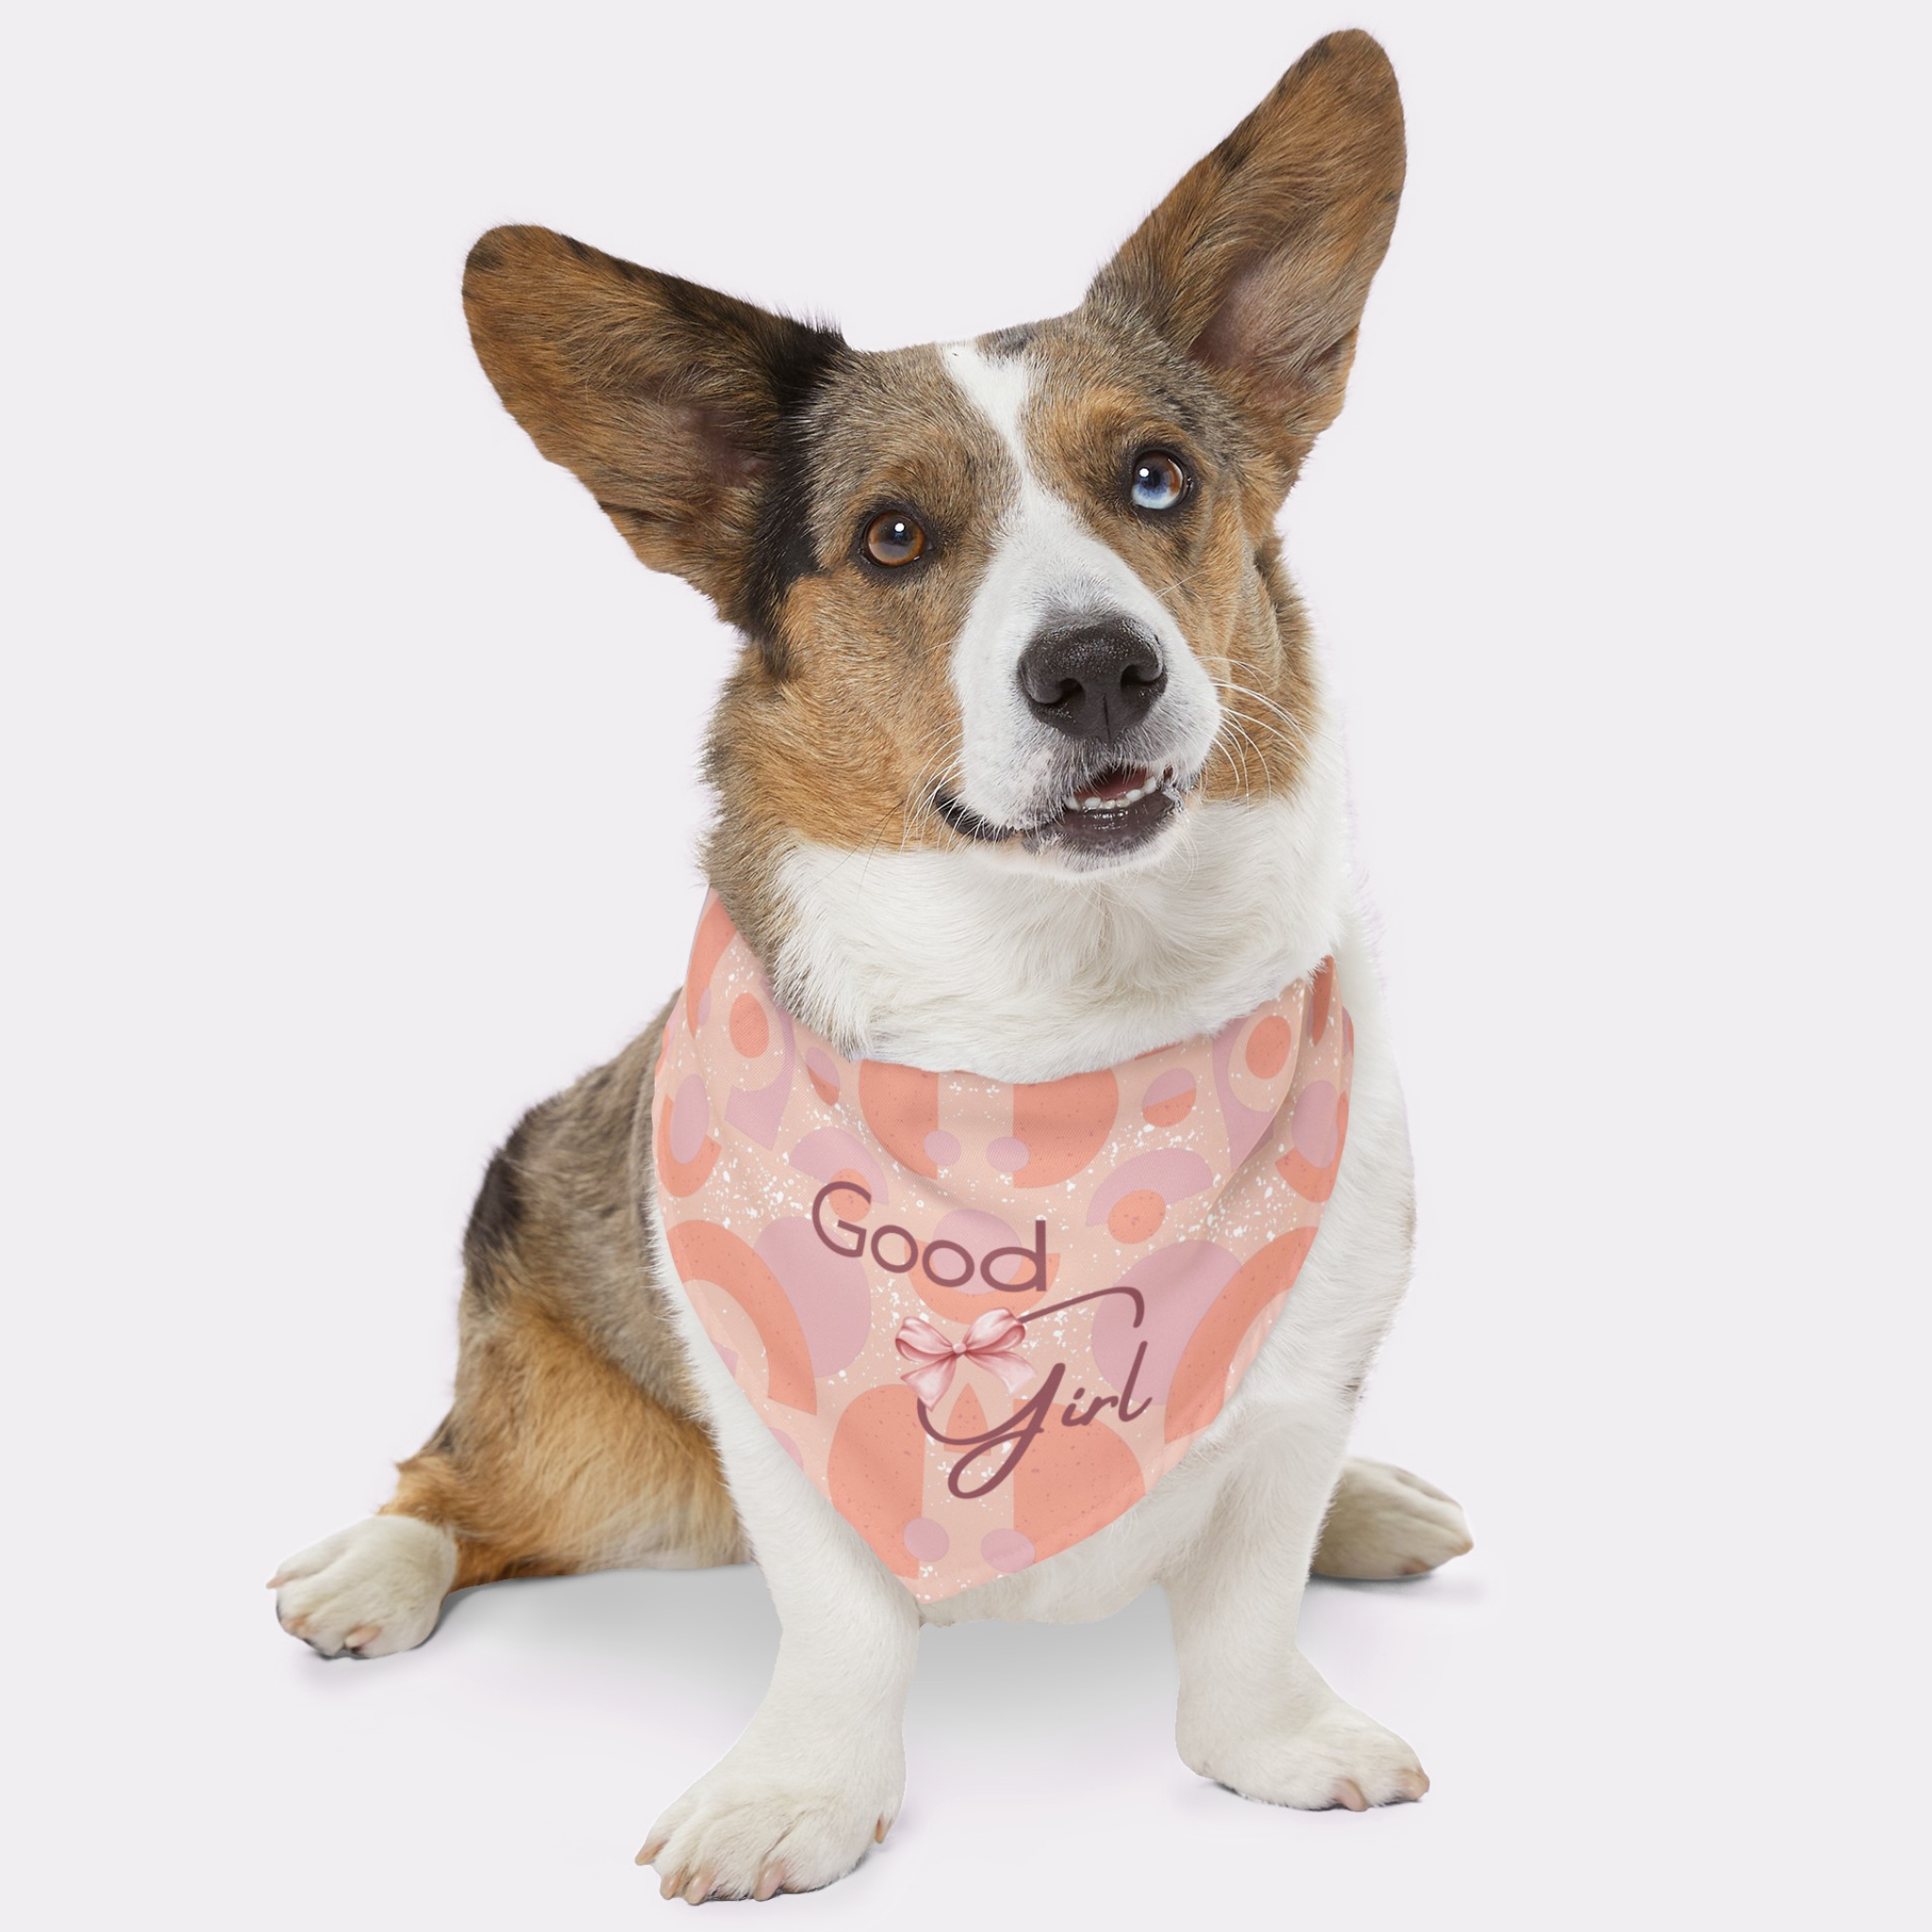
<box><xmin>462</xmin><ymin>225</ymin><xmax>847</xmax><ymax>622</ymax></box>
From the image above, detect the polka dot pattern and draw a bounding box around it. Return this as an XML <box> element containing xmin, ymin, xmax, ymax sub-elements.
<box><xmin>1107</xmin><ymin>1189</ymin><xmax>1167</xmax><ymax>1243</ymax></box>
<box><xmin>1141</xmin><ymin>1066</ymin><xmax>1197</xmax><ymax>1126</ymax></box>
<box><xmin>903</xmin><ymin>1517</ymin><xmax>949</xmax><ymax>1562</ymax></box>
<box><xmin>729</xmin><ymin>992</ymin><xmax>770</xmax><ymax>1059</ymax></box>
<box><xmin>1245</xmin><ymin>1014</ymin><xmax>1293</xmax><ymax>1078</ymax></box>
<box><xmin>980</xmin><ymin>1528</ymin><xmax>1036</xmax><ymax>1574</ymax></box>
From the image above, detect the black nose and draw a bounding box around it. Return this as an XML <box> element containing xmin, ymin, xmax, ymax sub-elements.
<box><xmin>1016</xmin><ymin>623</ymin><xmax>1167</xmax><ymax>743</ymax></box>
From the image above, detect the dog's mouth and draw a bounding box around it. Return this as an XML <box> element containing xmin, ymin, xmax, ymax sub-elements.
<box><xmin>936</xmin><ymin>761</ymin><xmax>1191</xmax><ymax>861</ymax></box>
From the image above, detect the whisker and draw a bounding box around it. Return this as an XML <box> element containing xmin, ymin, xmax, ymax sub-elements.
<box><xmin>1209</xmin><ymin>671</ymin><xmax>1308</xmax><ymax>788</ymax></box>
<box><xmin>1146</xmin><ymin>559</ymin><xmax>1218</xmax><ymax>603</ymax></box>
<box><xmin>1213</xmin><ymin>718</ymin><xmax>1254</xmax><ymax>798</ymax></box>
<box><xmin>897</xmin><ymin>727</ymin><xmax>962</xmax><ymax>855</ymax></box>
<box><xmin>1215</xmin><ymin>675</ymin><xmax>1309</xmax><ymax>751</ymax></box>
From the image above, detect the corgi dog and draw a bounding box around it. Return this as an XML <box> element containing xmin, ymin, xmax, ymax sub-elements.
<box><xmin>270</xmin><ymin>29</ymin><xmax>1472</xmax><ymax>1902</ymax></box>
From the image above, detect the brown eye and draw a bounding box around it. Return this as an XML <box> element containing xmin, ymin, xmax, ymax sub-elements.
<box><xmin>864</xmin><ymin>510</ymin><xmax>926</xmax><ymax>567</ymax></box>
<box><xmin>1129</xmin><ymin>450</ymin><xmax>1188</xmax><ymax>511</ymax></box>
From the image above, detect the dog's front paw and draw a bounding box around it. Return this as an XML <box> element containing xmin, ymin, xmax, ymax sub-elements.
<box><xmin>1312</xmin><ymin>1458</ymin><xmax>1473</xmax><ymax>1579</ymax></box>
<box><xmin>1181</xmin><ymin>1697</ymin><xmax>1428</xmax><ymax>1810</ymax></box>
<box><xmin>639</xmin><ymin>1746</ymin><xmax>900</xmax><ymax>1903</ymax></box>
<box><xmin>269</xmin><ymin>1515</ymin><xmax>456</xmax><ymax>1658</ymax></box>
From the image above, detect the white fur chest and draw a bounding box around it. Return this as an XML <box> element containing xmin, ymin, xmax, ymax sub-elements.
<box><xmin>769</xmin><ymin>777</ymin><xmax>1351</xmax><ymax>1083</ymax></box>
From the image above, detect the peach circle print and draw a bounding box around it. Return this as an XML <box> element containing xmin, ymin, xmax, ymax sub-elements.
<box><xmin>655</xmin><ymin>895</ymin><xmax>1352</xmax><ymax>1603</ymax></box>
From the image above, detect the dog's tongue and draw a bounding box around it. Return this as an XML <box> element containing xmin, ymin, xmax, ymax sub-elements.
<box><xmin>1073</xmin><ymin>764</ymin><xmax>1151</xmax><ymax>807</ymax></box>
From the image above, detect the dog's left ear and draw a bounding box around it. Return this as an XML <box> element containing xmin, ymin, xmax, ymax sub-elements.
<box><xmin>1086</xmin><ymin>30</ymin><xmax>1405</xmax><ymax>491</ymax></box>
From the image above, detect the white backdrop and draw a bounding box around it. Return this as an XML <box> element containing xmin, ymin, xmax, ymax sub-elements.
<box><xmin>6</xmin><ymin>2</ymin><xmax>1925</xmax><ymax>1925</ymax></box>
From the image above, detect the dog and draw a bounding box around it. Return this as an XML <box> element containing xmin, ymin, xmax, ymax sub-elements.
<box><xmin>270</xmin><ymin>28</ymin><xmax>1472</xmax><ymax>1902</ymax></box>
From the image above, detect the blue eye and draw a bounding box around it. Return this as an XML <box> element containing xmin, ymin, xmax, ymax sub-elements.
<box><xmin>1129</xmin><ymin>450</ymin><xmax>1188</xmax><ymax>511</ymax></box>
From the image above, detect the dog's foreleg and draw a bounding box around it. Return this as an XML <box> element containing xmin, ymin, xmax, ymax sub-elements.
<box><xmin>639</xmin><ymin>1476</ymin><xmax>918</xmax><ymax>1902</ymax></box>
<box><xmin>1165</xmin><ymin>1402</ymin><xmax>1429</xmax><ymax>1810</ymax></box>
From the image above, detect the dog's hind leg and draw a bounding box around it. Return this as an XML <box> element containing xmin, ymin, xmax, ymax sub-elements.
<box><xmin>272</xmin><ymin>1020</ymin><xmax>743</xmax><ymax>1659</ymax></box>
<box><xmin>271</xmin><ymin>1290</ymin><xmax>742</xmax><ymax>1657</ymax></box>
<box><xmin>1311</xmin><ymin>1458</ymin><xmax>1473</xmax><ymax>1580</ymax></box>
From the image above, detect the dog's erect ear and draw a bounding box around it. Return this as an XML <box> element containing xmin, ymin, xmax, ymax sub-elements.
<box><xmin>1086</xmin><ymin>31</ymin><xmax>1404</xmax><ymax>487</ymax></box>
<box><xmin>463</xmin><ymin>225</ymin><xmax>847</xmax><ymax>624</ymax></box>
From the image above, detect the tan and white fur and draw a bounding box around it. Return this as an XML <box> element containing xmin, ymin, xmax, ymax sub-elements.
<box><xmin>270</xmin><ymin>31</ymin><xmax>1472</xmax><ymax>1903</ymax></box>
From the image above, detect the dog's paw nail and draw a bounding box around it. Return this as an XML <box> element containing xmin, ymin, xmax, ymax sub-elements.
<box><xmin>343</xmin><ymin>1624</ymin><xmax>381</xmax><ymax>1650</ymax></box>
<box><xmin>682</xmin><ymin>1869</ymin><xmax>713</xmax><ymax>1905</ymax></box>
<box><xmin>637</xmin><ymin>1836</ymin><xmax>667</xmax><ymax>1867</ymax></box>
<box><xmin>874</xmin><ymin>1814</ymin><xmax>890</xmax><ymax>1842</ymax></box>
<box><xmin>1333</xmin><ymin>1778</ymin><xmax>1368</xmax><ymax>1811</ymax></box>
<box><xmin>1396</xmin><ymin>1768</ymin><xmax>1429</xmax><ymax>1801</ymax></box>
<box><xmin>659</xmin><ymin>1867</ymin><xmax>685</xmax><ymax>1900</ymax></box>
<box><xmin>755</xmin><ymin>1861</ymin><xmax>785</xmax><ymax>1901</ymax></box>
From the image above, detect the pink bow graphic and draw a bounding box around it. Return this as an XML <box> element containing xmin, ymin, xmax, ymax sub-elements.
<box><xmin>894</xmin><ymin>1309</ymin><xmax>1033</xmax><ymax>1407</ymax></box>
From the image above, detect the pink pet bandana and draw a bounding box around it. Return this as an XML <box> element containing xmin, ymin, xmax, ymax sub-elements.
<box><xmin>653</xmin><ymin>894</ymin><xmax>1353</xmax><ymax>1603</ymax></box>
